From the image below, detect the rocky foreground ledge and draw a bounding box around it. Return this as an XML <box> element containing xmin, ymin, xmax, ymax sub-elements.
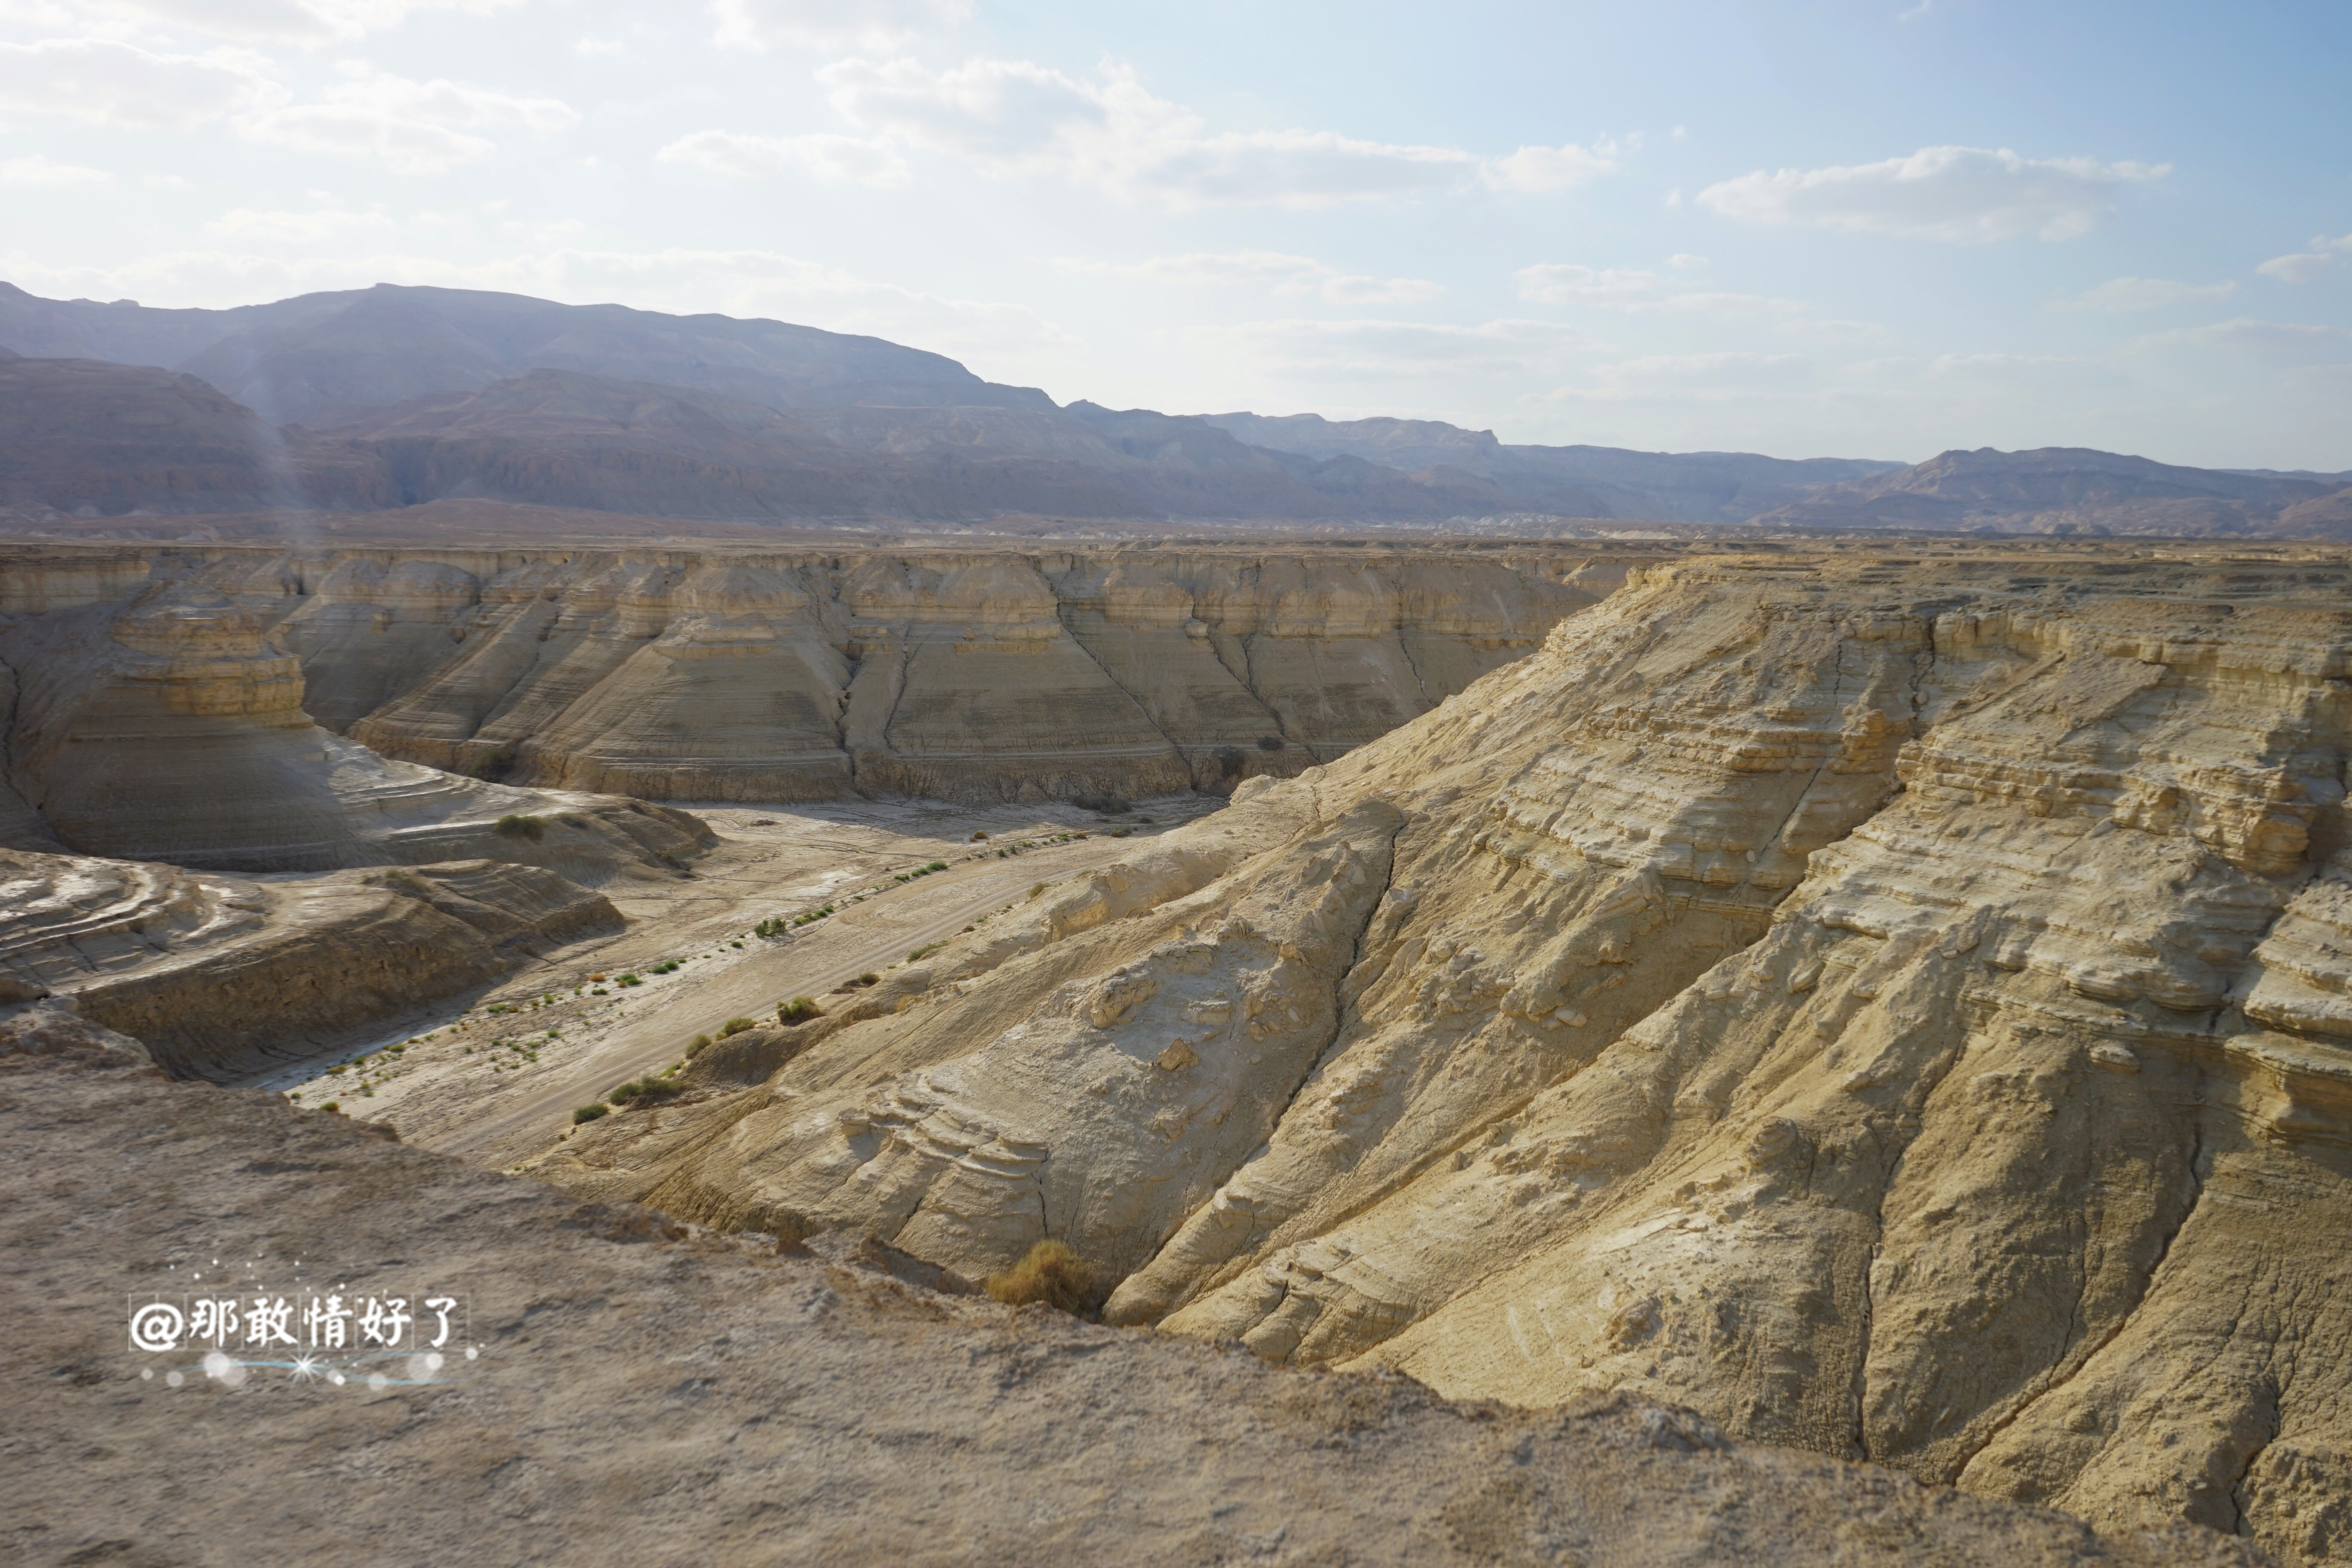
<box><xmin>3</xmin><ymin>1010</ymin><xmax>2261</xmax><ymax>1567</ymax></box>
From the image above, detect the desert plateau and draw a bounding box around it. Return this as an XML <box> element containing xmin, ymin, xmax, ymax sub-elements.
<box><xmin>10</xmin><ymin>525</ymin><xmax>2352</xmax><ymax>1567</ymax></box>
<box><xmin>6</xmin><ymin>4</ymin><xmax>2348</xmax><ymax>1561</ymax></box>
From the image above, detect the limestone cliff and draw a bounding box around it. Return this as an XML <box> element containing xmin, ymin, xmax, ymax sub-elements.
<box><xmin>0</xmin><ymin>542</ymin><xmax>1614</xmax><ymax>811</ymax></box>
<box><xmin>0</xmin><ymin>553</ymin><xmax>713</xmax><ymax>871</ymax></box>
<box><xmin>530</xmin><ymin>545</ymin><xmax>2352</xmax><ymax>1564</ymax></box>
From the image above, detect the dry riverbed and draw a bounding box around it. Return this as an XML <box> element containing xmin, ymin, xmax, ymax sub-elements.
<box><xmin>255</xmin><ymin>795</ymin><xmax>1218</xmax><ymax>1169</ymax></box>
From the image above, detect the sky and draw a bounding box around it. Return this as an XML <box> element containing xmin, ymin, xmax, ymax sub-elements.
<box><xmin>1</xmin><ymin>1</ymin><xmax>2348</xmax><ymax>469</ymax></box>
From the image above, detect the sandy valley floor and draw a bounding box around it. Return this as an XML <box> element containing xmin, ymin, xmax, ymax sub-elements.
<box><xmin>256</xmin><ymin>796</ymin><xmax>1222</xmax><ymax>1169</ymax></box>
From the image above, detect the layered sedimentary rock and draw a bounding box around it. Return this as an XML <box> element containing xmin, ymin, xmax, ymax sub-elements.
<box><xmin>0</xmin><ymin>555</ymin><xmax>713</xmax><ymax>871</ymax></box>
<box><xmin>0</xmin><ymin>542</ymin><xmax>1613</xmax><ymax>810</ymax></box>
<box><xmin>0</xmin><ymin>849</ymin><xmax>618</xmax><ymax>1077</ymax></box>
<box><xmin>532</xmin><ymin>545</ymin><xmax>2352</xmax><ymax>1564</ymax></box>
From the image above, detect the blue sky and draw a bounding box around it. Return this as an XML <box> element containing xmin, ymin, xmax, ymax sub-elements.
<box><xmin>1</xmin><ymin>0</ymin><xmax>2347</xmax><ymax>467</ymax></box>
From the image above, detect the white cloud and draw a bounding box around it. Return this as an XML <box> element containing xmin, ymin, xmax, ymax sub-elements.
<box><xmin>1512</xmin><ymin>262</ymin><xmax>1803</xmax><ymax>317</ymax></box>
<box><xmin>1061</xmin><ymin>251</ymin><xmax>1442</xmax><ymax>306</ymax></box>
<box><xmin>2054</xmin><ymin>275</ymin><xmax>2238</xmax><ymax>313</ymax></box>
<box><xmin>1697</xmin><ymin>145</ymin><xmax>2168</xmax><ymax>242</ymax></box>
<box><xmin>2258</xmin><ymin>235</ymin><xmax>2352</xmax><ymax>283</ymax></box>
<box><xmin>0</xmin><ymin>152</ymin><xmax>115</xmax><ymax>186</ymax></box>
<box><xmin>1923</xmin><ymin>351</ymin><xmax>2102</xmax><ymax>379</ymax></box>
<box><xmin>1480</xmin><ymin>139</ymin><xmax>1619</xmax><ymax>194</ymax></box>
<box><xmin>711</xmin><ymin>0</ymin><xmax>970</xmax><ymax>51</ymax></box>
<box><xmin>1771</xmin><ymin>316</ymin><xmax>1894</xmax><ymax>344</ymax></box>
<box><xmin>2130</xmin><ymin>317</ymin><xmax>2352</xmax><ymax>361</ymax></box>
<box><xmin>0</xmin><ymin>38</ymin><xmax>571</xmax><ymax>172</ymax></box>
<box><xmin>1668</xmin><ymin>252</ymin><xmax>1707</xmax><ymax>270</ymax></box>
<box><xmin>206</xmin><ymin>200</ymin><xmax>404</xmax><ymax>240</ymax></box>
<box><xmin>820</xmin><ymin>54</ymin><xmax>1474</xmax><ymax>209</ymax></box>
<box><xmin>1202</xmin><ymin>317</ymin><xmax>1600</xmax><ymax>381</ymax></box>
<box><xmin>5</xmin><ymin>0</ymin><xmax>528</xmax><ymax>44</ymax></box>
<box><xmin>657</xmin><ymin>128</ymin><xmax>908</xmax><ymax>185</ymax></box>
<box><xmin>238</xmin><ymin>65</ymin><xmax>578</xmax><ymax>173</ymax></box>
<box><xmin>1545</xmin><ymin>351</ymin><xmax>1812</xmax><ymax>402</ymax></box>
<box><xmin>0</xmin><ymin>36</ymin><xmax>281</xmax><ymax>129</ymax></box>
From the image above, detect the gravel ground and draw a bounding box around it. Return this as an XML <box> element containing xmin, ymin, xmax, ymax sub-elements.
<box><xmin>2</xmin><ymin>1010</ymin><xmax>2269</xmax><ymax>1568</ymax></box>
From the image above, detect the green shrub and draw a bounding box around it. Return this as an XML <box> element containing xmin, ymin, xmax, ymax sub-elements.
<box><xmin>617</xmin><ymin>973</ymin><xmax>642</xmax><ymax>987</ymax></box>
<box><xmin>719</xmin><ymin>1016</ymin><xmax>755</xmax><ymax>1037</ymax></box>
<box><xmin>320</xmin><ymin>1101</ymin><xmax>340</xmax><ymax>1114</ymax></box>
<box><xmin>984</xmin><ymin>1241</ymin><xmax>1097</xmax><ymax>1315</ymax></box>
<box><xmin>572</xmin><ymin>1103</ymin><xmax>609</xmax><ymax>1124</ymax></box>
<box><xmin>908</xmin><ymin>942</ymin><xmax>944</xmax><ymax>962</ymax></box>
<box><xmin>608</xmin><ymin>1076</ymin><xmax>679</xmax><ymax>1106</ymax></box>
<box><xmin>777</xmin><ymin>996</ymin><xmax>822</xmax><ymax>1024</ymax></box>
<box><xmin>494</xmin><ymin>813</ymin><xmax>546</xmax><ymax>841</ymax></box>
<box><xmin>686</xmin><ymin>1033</ymin><xmax>713</xmax><ymax>1056</ymax></box>
<box><xmin>859</xmin><ymin>972</ymin><xmax>878</xmax><ymax>986</ymax></box>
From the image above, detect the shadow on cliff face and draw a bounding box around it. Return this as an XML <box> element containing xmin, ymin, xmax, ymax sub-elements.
<box><xmin>0</xmin><ymin>578</ymin><xmax>712</xmax><ymax>878</ymax></box>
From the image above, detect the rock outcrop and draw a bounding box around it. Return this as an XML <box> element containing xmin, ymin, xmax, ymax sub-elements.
<box><xmin>0</xmin><ymin>553</ymin><xmax>714</xmax><ymax>871</ymax></box>
<box><xmin>0</xmin><ymin>541</ymin><xmax>1616</xmax><ymax>808</ymax></box>
<box><xmin>530</xmin><ymin>544</ymin><xmax>2352</xmax><ymax>1563</ymax></box>
<box><xmin>0</xmin><ymin>849</ymin><xmax>619</xmax><ymax>1077</ymax></box>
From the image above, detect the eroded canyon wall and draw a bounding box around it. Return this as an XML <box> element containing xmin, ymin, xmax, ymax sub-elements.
<box><xmin>0</xmin><ymin>543</ymin><xmax>1623</xmax><ymax>830</ymax></box>
<box><xmin>0</xmin><ymin>847</ymin><xmax>621</xmax><ymax>1078</ymax></box>
<box><xmin>531</xmin><ymin>545</ymin><xmax>2352</xmax><ymax>1564</ymax></box>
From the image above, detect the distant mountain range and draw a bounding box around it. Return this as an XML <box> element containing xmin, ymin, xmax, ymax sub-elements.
<box><xmin>1751</xmin><ymin>445</ymin><xmax>2352</xmax><ymax>535</ymax></box>
<box><xmin>2</xmin><ymin>280</ymin><xmax>2345</xmax><ymax>535</ymax></box>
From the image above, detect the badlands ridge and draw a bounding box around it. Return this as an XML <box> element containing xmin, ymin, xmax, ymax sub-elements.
<box><xmin>7</xmin><ymin>535</ymin><xmax>2352</xmax><ymax>1564</ymax></box>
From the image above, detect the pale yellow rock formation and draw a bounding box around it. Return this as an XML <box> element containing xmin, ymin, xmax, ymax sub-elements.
<box><xmin>0</xmin><ymin>848</ymin><xmax>619</xmax><ymax>1077</ymax></box>
<box><xmin>0</xmin><ymin>541</ymin><xmax>1614</xmax><ymax>811</ymax></box>
<box><xmin>0</xmin><ymin>561</ymin><xmax>712</xmax><ymax>872</ymax></box>
<box><xmin>529</xmin><ymin>546</ymin><xmax>2352</xmax><ymax>1563</ymax></box>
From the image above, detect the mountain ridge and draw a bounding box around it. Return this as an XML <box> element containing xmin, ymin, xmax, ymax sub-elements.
<box><xmin>3</xmin><ymin>280</ymin><xmax>2344</xmax><ymax>534</ymax></box>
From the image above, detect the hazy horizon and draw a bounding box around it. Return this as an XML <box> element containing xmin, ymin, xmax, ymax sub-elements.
<box><xmin>1</xmin><ymin>1</ymin><xmax>2346</xmax><ymax>469</ymax></box>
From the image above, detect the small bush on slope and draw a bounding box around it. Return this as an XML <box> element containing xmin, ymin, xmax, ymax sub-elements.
<box><xmin>984</xmin><ymin>1241</ymin><xmax>1097</xmax><ymax>1316</ymax></box>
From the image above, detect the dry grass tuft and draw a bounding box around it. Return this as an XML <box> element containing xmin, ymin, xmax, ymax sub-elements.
<box><xmin>984</xmin><ymin>1241</ymin><xmax>1097</xmax><ymax>1315</ymax></box>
